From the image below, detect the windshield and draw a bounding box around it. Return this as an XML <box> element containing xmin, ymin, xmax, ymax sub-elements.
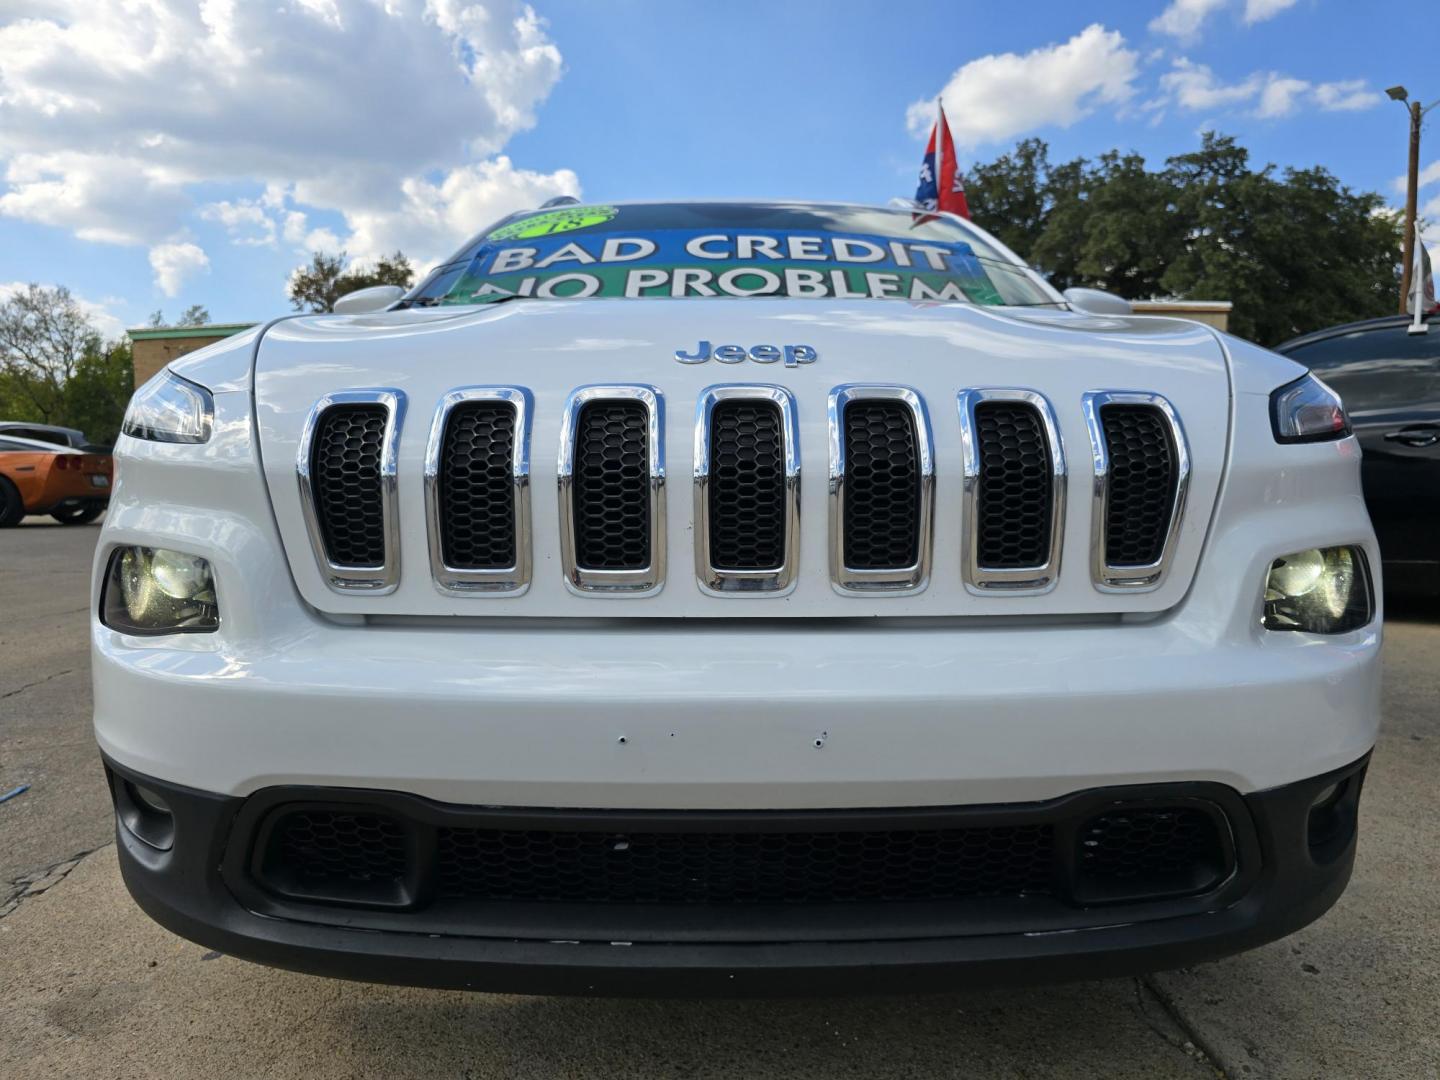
<box><xmin>406</xmin><ymin>202</ymin><xmax>1057</xmax><ymax>308</ymax></box>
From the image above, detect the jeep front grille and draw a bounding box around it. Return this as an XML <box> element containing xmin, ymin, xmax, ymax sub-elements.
<box><xmin>293</xmin><ymin>384</ymin><xmax>1191</xmax><ymax>599</ymax></box>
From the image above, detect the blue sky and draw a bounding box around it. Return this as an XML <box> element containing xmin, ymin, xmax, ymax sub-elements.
<box><xmin>0</xmin><ymin>0</ymin><xmax>1433</xmax><ymax>338</ymax></box>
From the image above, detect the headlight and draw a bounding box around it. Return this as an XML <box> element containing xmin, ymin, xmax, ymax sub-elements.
<box><xmin>1270</xmin><ymin>374</ymin><xmax>1349</xmax><ymax>444</ymax></box>
<box><xmin>101</xmin><ymin>546</ymin><xmax>219</xmax><ymax>634</ymax></box>
<box><xmin>1263</xmin><ymin>546</ymin><xmax>1372</xmax><ymax>633</ymax></box>
<box><xmin>122</xmin><ymin>370</ymin><xmax>214</xmax><ymax>444</ymax></box>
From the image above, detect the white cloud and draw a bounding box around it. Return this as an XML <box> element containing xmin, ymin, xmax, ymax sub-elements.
<box><xmin>906</xmin><ymin>25</ymin><xmax>1139</xmax><ymax>147</ymax></box>
<box><xmin>1149</xmin><ymin>0</ymin><xmax>1226</xmax><ymax>41</ymax></box>
<box><xmin>1243</xmin><ymin>0</ymin><xmax>1300</xmax><ymax>22</ymax></box>
<box><xmin>1255</xmin><ymin>76</ymin><xmax>1310</xmax><ymax>118</ymax></box>
<box><xmin>200</xmin><ymin>200</ymin><xmax>277</xmax><ymax>246</ymax></box>
<box><xmin>0</xmin><ymin>281</ymin><xmax>127</xmax><ymax>340</ymax></box>
<box><xmin>1159</xmin><ymin>59</ymin><xmax>1383</xmax><ymax>119</ymax></box>
<box><xmin>1313</xmin><ymin>80</ymin><xmax>1383</xmax><ymax>112</ymax></box>
<box><xmin>148</xmin><ymin>242</ymin><xmax>210</xmax><ymax>297</ymax></box>
<box><xmin>1395</xmin><ymin>161</ymin><xmax>1440</xmax><ymax>195</ymax></box>
<box><xmin>0</xmin><ymin>1</ymin><xmax>574</xmax><ymax>272</ymax></box>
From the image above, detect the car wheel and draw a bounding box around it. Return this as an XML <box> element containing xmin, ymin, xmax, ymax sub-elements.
<box><xmin>51</xmin><ymin>502</ymin><xmax>105</xmax><ymax>525</ymax></box>
<box><xmin>0</xmin><ymin>478</ymin><xmax>23</xmax><ymax>527</ymax></box>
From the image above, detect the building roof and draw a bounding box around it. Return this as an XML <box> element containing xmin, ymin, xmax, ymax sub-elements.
<box><xmin>127</xmin><ymin>323</ymin><xmax>256</xmax><ymax>342</ymax></box>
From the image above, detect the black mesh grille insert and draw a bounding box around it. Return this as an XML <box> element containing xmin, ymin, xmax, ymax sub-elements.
<box><xmin>708</xmin><ymin>400</ymin><xmax>785</xmax><ymax>571</ymax></box>
<box><xmin>435</xmin><ymin>823</ymin><xmax>1056</xmax><ymax>904</ymax></box>
<box><xmin>310</xmin><ymin>404</ymin><xmax>387</xmax><ymax>567</ymax></box>
<box><xmin>1075</xmin><ymin>806</ymin><xmax>1227</xmax><ymax>901</ymax></box>
<box><xmin>842</xmin><ymin>401</ymin><xmax>921</xmax><ymax>570</ymax></box>
<box><xmin>974</xmin><ymin>402</ymin><xmax>1053</xmax><ymax>569</ymax></box>
<box><xmin>439</xmin><ymin>402</ymin><xmax>516</xmax><ymax>570</ymax></box>
<box><xmin>272</xmin><ymin>810</ymin><xmax>409</xmax><ymax>888</ymax></box>
<box><xmin>572</xmin><ymin>400</ymin><xmax>651</xmax><ymax>570</ymax></box>
<box><xmin>1100</xmin><ymin>405</ymin><xmax>1178</xmax><ymax>567</ymax></box>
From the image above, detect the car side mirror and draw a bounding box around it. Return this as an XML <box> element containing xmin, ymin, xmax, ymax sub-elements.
<box><xmin>1063</xmin><ymin>287</ymin><xmax>1133</xmax><ymax>316</ymax></box>
<box><xmin>332</xmin><ymin>285</ymin><xmax>406</xmax><ymax>315</ymax></box>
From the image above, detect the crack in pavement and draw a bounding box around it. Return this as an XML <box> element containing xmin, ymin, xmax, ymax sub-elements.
<box><xmin>0</xmin><ymin>668</ymin><xmax>76</xmax><ymax>701</ymax></box>
<box><xmin>0</xmin><ymin>841</ymin><xmax>112</xmax><ymax>921</ymax></box>
<box><xmin>1137</xmin><ymin>974</ymin><xmax>1235</xmax><ymax>1078</ymax></box>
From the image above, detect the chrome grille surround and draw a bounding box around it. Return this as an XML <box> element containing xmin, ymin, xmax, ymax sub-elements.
<box><xmin>557</xmin><ymin>384</ymin><xmax>666</xmax><ymax>596</ymax></box>
<box><xmin>957</xmin><ymin>388</ymin><xmax>1066</xmax><ymax>595</ymax></box>
<box><xmin>826</xmin><ymin>384</ymin><xmax>935</xmax><ymax>595</ymax></box>
<box><xmin>423</xmin><ymin>387</ymin><xmax>533</xmax><ymax>596</ymax></box>
<box><xmin>692</xmin><ymin>384</ymin><xmax>801</xmax><ymax>596</ymax></box>
<box><xmin>1081</xmin><ymin>390</ymin><xmax>1190</xmax><ymax>592</ymax></box>
<box><xmin>295</xmin><ymin>388</ymin><xmax>406</xmax><ymax>595</ymax></box>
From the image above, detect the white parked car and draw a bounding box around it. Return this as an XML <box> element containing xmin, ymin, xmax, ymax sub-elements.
<box><xmin>94</xmin><ymin>201</ymin><xmax>1378</xmax><ymax>996</ymax></box>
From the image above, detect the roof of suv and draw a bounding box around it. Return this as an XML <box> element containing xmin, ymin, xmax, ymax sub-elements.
<box><xmin>1276</xmin><ymin>314</ymin><xmax>1432</xmax><ymax>353</ymax></box>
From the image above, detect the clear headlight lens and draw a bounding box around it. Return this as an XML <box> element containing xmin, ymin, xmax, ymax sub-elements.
<box><xmin>1263</xmin><ymin>546</ymin><xmax>1372</xmax><ymax>634</ymax></box>
<box><xmin>1270</xmin><ymin>374</ymin><xmax>1350</xmax><ymax>444</ymax></box>
<box><xmin>101</xmin><ymin>546</ymin><xmax>218</xmax><ymax>634</ymax></box>
<box><xmin>122</xmin><ymin>370</ymin><xmax>214</xmax><ymax>444</ymax></box>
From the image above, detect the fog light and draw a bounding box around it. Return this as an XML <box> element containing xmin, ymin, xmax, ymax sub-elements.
<box><xmin>1263</xmin><ymin>546</ymin><xmax>1372</xmax><ymax>634</ymax></box>
<box><xmin>101</xmin><ymin>546</ymin><xmax>218</xmax><ymax>634</ymax></box>
<box><xmin>116</xmin><ymin>778</ymin><xmax>175</xmax><ymax>851</ymax></box>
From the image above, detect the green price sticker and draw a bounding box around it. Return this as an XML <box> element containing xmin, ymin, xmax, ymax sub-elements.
<box><xmin>488</xmin><ymin>205</ymin><xmax>619</xmax><ymax>240</ymax></box>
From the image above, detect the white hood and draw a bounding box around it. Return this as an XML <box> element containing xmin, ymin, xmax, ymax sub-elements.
<box><xmin>253</xmin><ymin>297</ymin><xmax>1231</xmax><ymax>618</ymax></box>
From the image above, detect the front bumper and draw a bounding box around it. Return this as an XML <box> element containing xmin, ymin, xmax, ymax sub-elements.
<box><xmin>107</xmin><ymin>754</ymin><xmax>1368</xmax><ymax>997</ymax></box>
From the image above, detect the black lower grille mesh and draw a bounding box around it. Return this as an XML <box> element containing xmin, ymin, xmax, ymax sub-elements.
<box><xmin>842</xmin><ymin>401</ymin><xmax>921</xmax><ymax>569</ymax></box>
<box><xmin>1076</xmin><ymin>806</ymin><xmax>1227</xmax><ymax>900</ymax></box>
<box><xmin>708</xmin><ymin>401</ymin><xmax>785</xmax><ymax>570</ymax></box>
<box><xmin>272</xmin><ymin>810</ymin><xmax>409</xmax><ymax>887</ymax></box>
<box><xmin>310</xmin><ymin>405</ymin><xmax>387</xmax><ymax>567</ymax></box>
<box><xmin>974</xmin><ymin>402</ymin><xmax>1052</xmax><ymax>569</ymax></box>
<box><xmin>1101</xmin><ymin>405</ymin><xmax>1178</xmax><ymax>567</ymax></box>
<box><xmin>436</xmin><ymin>823</ymin><xmax>1056</xmax><ymax>904</ymax></box>
<box><xmin>256</xmin><ymin>800</ymin><xmax>1233</xmax><ymax>912</ymax></box>
<box><xmin>439</xmin><ymin>402</ymin><xmax>517</xmax><ymax>569</ymax></box>
<box><xmin>572</xmin><ymin>401</ymin><xmax>650</xmax><ymax>570</ymax></box>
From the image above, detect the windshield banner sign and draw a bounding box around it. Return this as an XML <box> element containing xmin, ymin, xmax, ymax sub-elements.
<box><xmin>442</xmin><ymin>228</ymin><xmax>1006</xmax><ymax>305</ymax></box>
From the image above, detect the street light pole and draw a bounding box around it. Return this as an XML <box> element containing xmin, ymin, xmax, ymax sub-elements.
<box><xmin>1389</xmin><ymin>86</ymin><xmax>1440</xmax><ymax>314</ymax></box>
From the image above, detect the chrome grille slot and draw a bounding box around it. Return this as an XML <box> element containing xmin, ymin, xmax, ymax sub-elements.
<box><xmin>296</xmin><ymin>388</ymin><xmax>405</xmax><ymax>594</ymax></box>
<box><xmin>973</xmin><ymin>401</ymin><xmax>1054</xmax><ymax>569</ymax></box>
<box><xmin>558</xmin><ymin>385</ymin><xmax>666</xmax><ymax>595</ymax></box>
<box><xmin>710</xmin><ymin>402</ymin><xmax>785</xmax><ymax>569</ymax></box>
<box><xmin>1083</xmin><ymin>391</ymin><xmax>1190</xmax><ymax>591</ymax></box>
<box><xmin>958</xmin><ymin>389</ymin><xmax>1065</xmax><ymax>594</ymax></box>
<box><xmin>828</xmin><ymin>385</ymin><xmax>934</xmax><ymax>595</ymax></box>
<box><xmin>424</xmin><ymin>387</ymin><xmax>532</xmax><ymax>596</ymax></box>
<box><xmin>693</xmin><ymin>385</ymin><xmax>799</xmax><ymax>595</ymax></box>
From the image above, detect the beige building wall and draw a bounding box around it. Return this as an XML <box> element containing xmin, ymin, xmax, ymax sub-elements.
<box><xmin>1129</xmin><ymin>300</ymin><xmax>1232</xmax><ymax>333</ymax></box>
<box><xmin>128</xmin><ymin>325</ymin><xmax>257</xmax><ymax>386</ymax></box>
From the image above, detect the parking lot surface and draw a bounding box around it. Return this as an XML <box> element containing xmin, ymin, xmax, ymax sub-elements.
<box><xmin>2</xmin><ymin>519</ymin><xmax>1437</xmax><ymax>1078</ymax></box>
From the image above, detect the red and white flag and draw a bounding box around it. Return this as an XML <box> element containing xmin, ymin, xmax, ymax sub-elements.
<box><xmin>915</xmin><ymin>102</ymin><xmax>971</xmax><ymax>220</ymax></box>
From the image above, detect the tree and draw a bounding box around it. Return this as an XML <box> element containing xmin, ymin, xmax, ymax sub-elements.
<box><xmin>288</xmin><ymin>250</ymin><xmax>415</xmax><ymax>313</ymax></box>
<box><xmin>64</xmin><ymin>341</ymin><xmax>134</xmax><ymax>446</ymax></box>
<box><xmin>148</xmin><ymin>304</ymin><xmax>212</xmax><ymax>328</ymax></box>
<box><xmin>0</xmin><ymin>285</ymin><xmax>100</xmax><ymax>423</ymax></box>
<box><xmin>961</xmin><ymin>133</ymin><xmax>1402</xmax><ymax>345</ymax></box>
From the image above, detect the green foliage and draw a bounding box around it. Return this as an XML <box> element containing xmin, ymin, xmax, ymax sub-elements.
<box><xmin>967</xmin><ymin>132</ymin><xmax>1402</xmax><ymax>345</ymax></box>
<box><xmin>65</xmin><ymin>342</ymin><xmax>134</xmax><ymax>446</ymax></box>
<box><xmin>148</xmin><ymin>304</ymin><xmax>212</xmax><ymax>328</ymax></box>
<box><xmin>0</xmin><ymin>284</ymin><xmax>133</xmax><ymax>443</ymax></box>
<box><xmin>288</xmin><ymin>250</ymin><xmax>415</xmax><ymax>313</ymax></box>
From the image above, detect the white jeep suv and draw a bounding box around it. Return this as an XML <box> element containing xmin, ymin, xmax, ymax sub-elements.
<box><xmin>93</xmin><ymin>201</ymin><xmax>1379</xmax><ymax>996</ymax></box>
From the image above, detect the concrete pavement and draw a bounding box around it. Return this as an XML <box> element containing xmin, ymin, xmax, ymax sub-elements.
<box><xmin>1</xmin><ymin>520</ymin><xmax>1436</xmax><ymax>1078</ymax></box>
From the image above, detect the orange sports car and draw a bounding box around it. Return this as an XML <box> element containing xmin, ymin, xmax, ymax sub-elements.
<box><xmin>0</xmin><ymin>434</ymin><xmax>113</xmax><ymax>526</ymax></box>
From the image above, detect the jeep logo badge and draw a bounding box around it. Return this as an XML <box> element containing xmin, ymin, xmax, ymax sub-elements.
<box><xmin>674</xmin><ymin>341</ymin><xmax>817</xmax><ymax>367</ymax></box>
